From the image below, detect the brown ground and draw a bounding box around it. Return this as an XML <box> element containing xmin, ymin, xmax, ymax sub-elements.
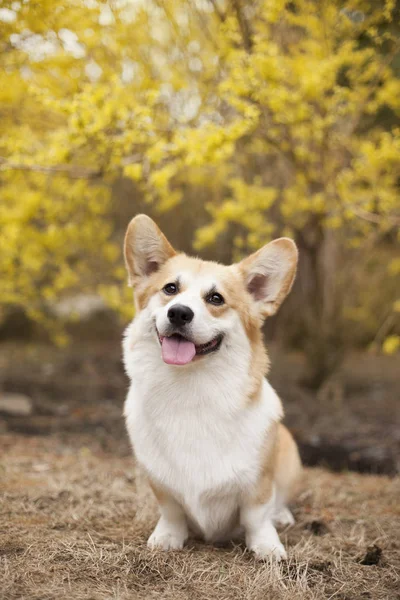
<box><xmin>1</xmin><ymin>340</ymin><xmax>399</xmax><ymax>598</ymax></box>
<box><xmin>1</xmin><ymin>432</ymin><xmax>399</xmax><ymax>600</ymax></box>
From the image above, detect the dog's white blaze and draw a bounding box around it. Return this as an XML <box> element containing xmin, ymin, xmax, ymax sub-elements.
<box><xmin>123</xmin><ymin>294</ymin><xmax>283</xmax><ymax>541</ymax></box>
<box><xmin>155</xmin><ymin>269</ymin><xmax>235</xmax><ymax>345</ymax></box>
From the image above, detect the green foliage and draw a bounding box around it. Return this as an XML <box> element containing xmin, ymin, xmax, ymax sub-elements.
<box><xmin>0</xmin><ymin>0</ymin><xmax>398</xmax><ymax>357</ymax></box>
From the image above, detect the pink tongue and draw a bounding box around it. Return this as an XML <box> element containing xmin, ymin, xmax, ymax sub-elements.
<box><xmin>161</xmin><ymin>336</ymin><xmax>196</xmax><ymax>365</ymax></box>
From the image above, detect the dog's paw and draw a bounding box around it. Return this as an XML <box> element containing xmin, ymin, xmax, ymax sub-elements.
<box><xmin>147</xmin><ymin>529</ymin><xmax>186</xmax><ymax>551</ymax></box>
<box><xmin>249</xmin><ymin>540</ymin><xmax>287</xmax><ymax>561</ymax></box>
<box><xmin>273</xmin><ymin>507</ymin><xmax>295</xmax><ymax>527</ymax></box>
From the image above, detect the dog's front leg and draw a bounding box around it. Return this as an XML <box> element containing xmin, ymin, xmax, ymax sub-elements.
<box><xmin>148</xmin><ymin>483</ymin><xmax>188</xmax><ymax>551</ymax></box>
<box><xmin>240</xmin><ymin>494</ymin><xmax>287</xmax><ymax>561</ymax></box>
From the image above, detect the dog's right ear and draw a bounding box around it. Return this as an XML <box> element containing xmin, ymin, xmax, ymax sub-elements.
<box><xmin>124</xmin><ymin>215</ymin><xmax>176</xmax><ymax>286</ymax></box>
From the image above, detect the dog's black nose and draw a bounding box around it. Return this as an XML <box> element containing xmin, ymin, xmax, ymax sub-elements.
<box><xmin>167</xmin><ymin>304</ymin><xmax>194</xmax><ymax>327</ymax></box>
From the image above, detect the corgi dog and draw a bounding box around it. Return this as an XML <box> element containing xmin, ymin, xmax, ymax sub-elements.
<box><xmin>123</xmin><ymin>214</ymin><xmax>301</xmax><ymax>560</ymax></box>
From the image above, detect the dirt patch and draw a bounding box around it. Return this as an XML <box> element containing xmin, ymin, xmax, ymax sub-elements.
<box><xmin>1</xmin><ymin>433</ymin><xmax>399</xmax><ymax>600</ymax></box>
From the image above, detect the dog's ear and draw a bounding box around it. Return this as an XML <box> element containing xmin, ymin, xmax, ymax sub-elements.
<box><xmin>239</xmin><ymin>238</ymin><xmax>298</xmax><ymax>317</ymax></box>
<box><xmin>124</xmin><ymin>215</ymin><xmax>176</xmax><ymax>286</ymax></box>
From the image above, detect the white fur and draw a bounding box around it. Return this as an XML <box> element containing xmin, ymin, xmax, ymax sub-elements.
<box><xmin>241</xmin><ymin>493</ymin><xmax>287</xmax><ymax>559</ymax></box>
<box><xmin>123</xmin><ymin>267</ymin><xmax>289</xmax><ymax>558</ymax></box>
<box><xmin>147</xmin><ymin>495</ymin><xmax>188</xmax><ymax>550</ymax></box>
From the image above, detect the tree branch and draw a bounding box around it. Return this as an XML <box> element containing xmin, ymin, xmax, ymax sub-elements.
<box><xmin>207</xmin><ymin>0</ymin><xmax>226</xmax><ymax>22</ymax></box>
<box><xmin>231</xmin><ymin>0</ymin><xmax>253</xmax><ymax>52</ymax></box>
<box><xmin>0</xmin><ymin>154</ymin><xmax>141</xmax><ymax>180</ymax></box>
<box><xmin>351</xmin><ymin>206</ymin><xmax>400</xmax><ymax>226</ymax></box>
<box><xmin>0</xmin><ymin>160</ymin><xmax>102</xmax><ymax>179</ymax></box>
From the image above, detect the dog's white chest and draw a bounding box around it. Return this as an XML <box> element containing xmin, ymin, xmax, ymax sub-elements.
<box><xmin>124</xmin><ymin>342</ymin><xmax>281</xmax><ymax>540</ymax></box>
<box><xmin>127</xmin><ymin>395</ymin><xmax>252</xmax><ymax>536</ymax></box>
<box><xmin>123</xmin><ymin>317</ymin><xmax>282</xmax><ymax>540</ymax></box>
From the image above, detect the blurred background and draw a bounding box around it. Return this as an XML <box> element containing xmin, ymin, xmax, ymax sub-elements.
<box><xmin>0</xmin><ymin>0</ymin><xmax>399</xmax><ymax>473</ymax></box>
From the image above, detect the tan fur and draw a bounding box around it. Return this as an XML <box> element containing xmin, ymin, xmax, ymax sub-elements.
<box><xmin>239</xmin><ymin>238</ymin><xmax>298</xmax><ymax>317</ymax></box>
<box><xmin>252</xmin><ymin>423</ymin><xmax>302</xmax><ymax>507</ymax></box>
<box><xmin>149</xmin><ymin>478</ymin><xmax>169</xmax><ymax>506</ymax></box>
<box><xmin>208</xmin><ymin>270</ymin><xmax>269</xmax><ymax>403</ymax></box>
<box><xmin>133</xmin><ymin>254</ymin><xmax>212</xmax><ymax>310</ymax></box>
<box><xmin>135</xmin><ymin>278</ymin><xmax>163</xmax><ymax>312</ymax></box>
<box><xmin>124</xmin><ymin>214</ymin><xmax>176</xmax><ymax>286</ymax></box>
<box><xmin>204</xmin><ymin>301</ymin><xmax>230</xmax><ymax>318</ymax></box>
<box><xmin>246</xmin><ymin>330</ymin><xmax>269</xmax><ymax>404</ymax></box>
<box><xmin>252</xmin><ymin>422</ymin><xmax>279</xmax><ymax>504</ymax></box>
<box><xmin>274</xmin><ymin>423</ymin><xmax>302</xmax><ymax>505</ymax></box>
<box><xmin>131</xmin><ymin>255</ymin><xmax>196</xmax><ymax>310</ymax></box>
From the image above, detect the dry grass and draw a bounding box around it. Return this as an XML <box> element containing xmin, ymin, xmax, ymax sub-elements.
<box><xmin>1</xmin><ymin>433</ymin><xmax>399</xmax><ymax>600</ymax></box>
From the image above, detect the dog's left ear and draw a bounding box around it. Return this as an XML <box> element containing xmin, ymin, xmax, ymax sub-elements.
<box><xmin>124</xmin><ymin>214</ymin><xmax>176</xmax><ymax>286</ymax></box>
<box><xmin>239</xmin><ymin>238</ymin><xmax>298</xmax><ymax>317</ymax></box>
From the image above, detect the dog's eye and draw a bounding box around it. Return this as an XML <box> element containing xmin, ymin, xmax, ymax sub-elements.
<box><xmin>163</xmin><ymin>283</ymin><xmax>178</xmax><ymax>295</ymax></box>
<box><xmin>207</xmin><ymin>293</ymin><xmax>224</xmax><ymax>306</ymax></box>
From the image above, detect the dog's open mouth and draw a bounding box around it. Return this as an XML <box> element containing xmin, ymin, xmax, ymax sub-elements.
<box><xmin>157</xmin><ymin>332</ymin><xmax>223</xmax><ymax>366</ymax></box>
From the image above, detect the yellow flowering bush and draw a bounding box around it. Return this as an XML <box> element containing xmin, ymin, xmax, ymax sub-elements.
<box><xmin>0</xmin><ymin>0</ymin><xmax>398</xmax><ymax>379</ymax></box>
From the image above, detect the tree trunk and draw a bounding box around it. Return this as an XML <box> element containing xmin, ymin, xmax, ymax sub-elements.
<box><xmin>296</xmin><ymin>222</ymin><xmax>344</xmax><ymax>389</ymax></box>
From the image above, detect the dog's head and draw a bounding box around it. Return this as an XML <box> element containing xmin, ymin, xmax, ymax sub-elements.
<box><xmin>124</xmin><ymin>215</ymin><xmax>297</xmax><ymax>367</ymax></box>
